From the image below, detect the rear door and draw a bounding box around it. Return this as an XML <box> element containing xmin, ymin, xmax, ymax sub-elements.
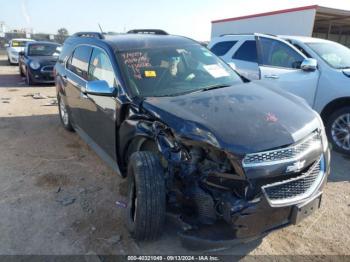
<box><xmin>256</xmin><ymin>35</ymin><xmax>319</xmax><ymax>106</ymax></box>
<box><xmin>79</xmin><ymin>46</ymin><xmax>119</xmax><ymax>160</ymax></box>
<box><xmin>64</xmin><ymin>45</ymin><xmax>93</xmax><ymax>127</ymax></box>
<box><xmin>231</xmin><ymin>38</ymin><xmax>260</xmax><ymax>80</ymax></box>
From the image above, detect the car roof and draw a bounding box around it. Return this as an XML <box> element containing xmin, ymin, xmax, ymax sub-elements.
<box><xmin>278</xmin><ymin>35</ymin><xmax>332</xmax><ymax>44</ymax></box>
<box><xmin>68</xmin><ymin>33</ymin><xmax>199</xmax><ymax>51</ymax></box>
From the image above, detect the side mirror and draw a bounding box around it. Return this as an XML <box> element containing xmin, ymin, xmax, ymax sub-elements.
<box><xmin>4</xmin><ymin>43</ymin><xmax>9</xmax><ymax>48</ymax></box>
<box><xmin>86</xmin><ymin>80</ymin><xmax>116</xmax><ymax>96</ymax></box>
<box><xmin>18</xmin><ymin>51</ymin><xmax>25</xmax><ymax>56</ymax></box>
<box><xmin>301</xmin><ymin>58</ymin><xmax>317</xmax><ymax>72</ymax></box>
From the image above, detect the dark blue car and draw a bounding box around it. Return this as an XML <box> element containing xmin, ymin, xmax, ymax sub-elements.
<box><xmin>19</xmin><ymin>41</ymin><xmax>61</xmax><ymax>85</ymax></box>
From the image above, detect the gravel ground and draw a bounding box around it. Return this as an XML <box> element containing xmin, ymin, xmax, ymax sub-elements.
<box><xmin>0</xmin><ymin>55</ymin><xmax>349</xmax><ymax>258</ymax></box>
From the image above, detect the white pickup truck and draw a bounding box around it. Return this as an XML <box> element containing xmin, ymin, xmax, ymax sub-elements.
<box><xmin>208</xmin><ymin>34</ymin><xmax>350</xmax><ymax>155</ymax></box>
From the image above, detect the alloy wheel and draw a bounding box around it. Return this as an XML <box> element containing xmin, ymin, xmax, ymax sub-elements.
<box><xmin>331</xmin><ymin>113</ymin><xmax>350</xmax><ymax>151</ymax></box>
<box><xmin>59</xmin><ymin>98</ymin><xmax>69</xmax><ymax>126</ymax></box>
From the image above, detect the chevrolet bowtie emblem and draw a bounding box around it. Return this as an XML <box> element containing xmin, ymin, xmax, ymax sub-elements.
<box><xmin>286</xmin><ymin>160</ymin><xmax>306</xmax><ymax>173</ymax></box>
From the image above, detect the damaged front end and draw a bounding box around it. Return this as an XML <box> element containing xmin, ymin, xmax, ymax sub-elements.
<box><xmin>148</xmin><ymin>121</ymin><xmax>330</xmax><ymax>250</ymax></box>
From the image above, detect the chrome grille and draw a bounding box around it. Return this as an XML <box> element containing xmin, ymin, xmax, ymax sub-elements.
<box><xmin>261</xmin><ymin>156</ymin><xmax>324</xmax><ymax>207</ymax></box>
<box><xmin>243</xmin><ymin>131</ymin><xmax>321</xmax><ymax>167</ymax></box>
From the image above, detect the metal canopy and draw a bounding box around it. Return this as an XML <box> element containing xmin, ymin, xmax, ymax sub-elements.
<box><xmin>313</xmin><ymin>6</ymin><xmax>350</xmax><ymax>45</ymax></box>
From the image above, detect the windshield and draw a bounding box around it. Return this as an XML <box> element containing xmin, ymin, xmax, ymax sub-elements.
<box><xmin>117</xmin><ymin>44</ymin><xmax>242</xmax><ymax>97</ymax></box>
<box><xmin>11</xmin><ymin>41</ymin><xmax>29</xmax><ymax>47</ymax></box>
<box><xmin>307</xmin><ymin>42</ymin><xmax>350</xmax><ymax>69</ymax></box>
<box><xmin>28</xmin><ymin>44</ymin><xmax>61</xmax><ymax>56</ymax></box>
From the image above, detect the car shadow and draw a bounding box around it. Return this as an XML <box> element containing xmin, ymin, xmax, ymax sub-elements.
<box><xmin>328</xmin><ymin>151</ymin><xmax>350</xmax><ymax>182</ymax></box>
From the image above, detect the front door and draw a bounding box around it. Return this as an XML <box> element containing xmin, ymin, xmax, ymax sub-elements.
<box><xmin>256</xmin><ymin>35</ymin><xmax>319</xmax><ymax>107</ymax></box>
<box><xmin>79</xmin><ymin>46</ymin><xmax>119</xmax><ymax>160</ymax></box>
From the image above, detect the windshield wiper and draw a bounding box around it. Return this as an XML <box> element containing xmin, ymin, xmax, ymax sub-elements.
<box><xmin>200</xmin><ymin>84</ymin><xmax>232</xmax><ymax>92</ymax></box>
<box><xmin>338</xmin><ymin>66</ymin><xmax>350</xmax><ymax>69</ymax></box>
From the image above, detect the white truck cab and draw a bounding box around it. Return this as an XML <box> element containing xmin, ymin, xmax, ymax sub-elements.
<box><xmin>208</xmin><ymin>34</ymin><xmax>350</xmax><ymax>154</ymax></box>
<box><xmin>6</xmin><ymin>38</ymin><xmax>35</xmax><ymax>64</ymax></box>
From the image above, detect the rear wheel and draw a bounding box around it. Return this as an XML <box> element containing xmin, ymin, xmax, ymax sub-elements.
<box><xmin>58</xmin><ymin>94</ymin><xmax>74</xmax><ymax>131</ymax></box>
<box><xmin>326</xmin><ymin>107</ymin><xmax>350</xmax><ymax>155</ymax></box>
<box><xmin>125</xmin><ymin>151</ymin><xmax>166</xmax><ymax>240</ymax></box>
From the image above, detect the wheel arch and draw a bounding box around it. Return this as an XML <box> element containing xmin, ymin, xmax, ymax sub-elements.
<box><xmin>118</xmin><ymin>119</ymin><xmax>158</xmax><ymax>176</ymax></box>
<box><xmin>320</xmin><ymin>97</ymin><xmax>350</xmax><ymax>123</ymax></box>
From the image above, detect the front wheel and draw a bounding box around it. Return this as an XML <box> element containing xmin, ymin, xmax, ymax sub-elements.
<box><xmin>125</xmin><ymin>151</ymin><xmax>166</xmax><ymax>241</ymax></box>
<box><xmin>25</xmin><ymin>69</ymin><xmax>34</xmax><ymax>85</ymax></box>
<box><xmin>326</xmin><ymin>107</ymin><xmax>350</xmax><ymax>155</ymax></box>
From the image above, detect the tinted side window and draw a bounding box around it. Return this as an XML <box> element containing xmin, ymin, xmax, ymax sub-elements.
<box><xmin>233</xmin><ymin>41</ymin><xmax>257</xmax><ymax>63</ymax></box>
<box><xmin>259</xmin><ymin>38</ymin><xmax>304</xmax><ymax>68</ymax></box>
<box><xmin>88</xmin><ymin>48</ymin><xmax>116</xmax><ymax>87</ymax></box>
<box><xmin>210</xmin><ymin>41</ymin><xmax>237</xmax><ymax>56</ymax></box>
<box><xmin>68</xmin><ymin>46</ymin><xmax>93</xmax><ymax>79</ymax></box>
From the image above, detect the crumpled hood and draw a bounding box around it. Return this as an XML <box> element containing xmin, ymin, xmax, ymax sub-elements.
<box><xmin>142</xmin><ymin>82</ymin><xmax>320</xmax><ymax>155</ymax></box>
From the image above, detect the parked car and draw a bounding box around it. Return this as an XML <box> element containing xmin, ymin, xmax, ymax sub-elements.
<box><xmin>209</xmin><ymin>34</ymin><xmax>350</xmax><ymax>155</ymax></box>
<box><xmin>55</xmin><ymin>30</ymin><xmax>330</xmax><ymax>249</ymax></box>
<box><xmin>19</xmin><ymin>41</ymin><xmax>61</xmax><ymax>85</ymax></box>
<box><xmin>5</xmin><ymin>38</ymin><xmax>35</xmax><ymax>64</ymax></box>
<box><xmin>280</xmin><ymin>36</ymin><xmax>350</xmax><ymax>155</ymax></box>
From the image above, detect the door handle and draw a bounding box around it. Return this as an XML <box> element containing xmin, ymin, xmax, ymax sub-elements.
<box><xmin>264</xmin><ymin>74</ymin><xmax>279</xmax><ymax>79</ymax></box>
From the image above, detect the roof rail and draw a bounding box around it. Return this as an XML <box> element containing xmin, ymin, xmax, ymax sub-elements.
<box><xmin>219</xmin><ymin>33</ymin><xmax>277</xmax><ymax>37</ymax></box>
<box><xmin>72</xmin><ymin>32</ymin><xmax>105</xmax><ymax>39</ymax></box>
<box><xmin>127</xmin><ymin>29</ymin><xmax>168</xmax><ymax>35</ymax></box>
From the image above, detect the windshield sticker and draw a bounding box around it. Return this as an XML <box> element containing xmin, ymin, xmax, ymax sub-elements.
<box><xmin>121</xmin><ymin>52</ymin><xmax>151</xmax><ymax>79</ymax></box>
<box><xmin>203</xmin><ymin>64</ymin><xmax>229</xmax><ymax>78</ymax></box>
<box><xmin>144</xmin><ymin>70</ymin><xmax>157</xmax><ymax>78</ymax></box>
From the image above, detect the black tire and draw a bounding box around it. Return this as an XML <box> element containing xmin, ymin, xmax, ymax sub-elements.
<box><xmin>25</xmin><ymin>69</ymin><xmax>34</xmax><ymax>85</ymax></box>
<box><xmin>19</xmin><ymin>65</ymin><xmax>25</xmax><ymax>77</ymax></box>
<box><xmin>125</xmin><ymin>151</ymin><xmax>166</xmax><ymax>241</ymax></box>
<box><xmin>325</xmin><ymin>106</ymin><xmax>350</xmax><ymax>155</ymax></box>
<box><xmin>58</xmin><ymin>93</ymin><xmax>74</xmax><ymax>131</ymax></box>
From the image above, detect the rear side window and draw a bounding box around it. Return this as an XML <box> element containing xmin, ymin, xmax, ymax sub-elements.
<box><xmin>259</xmin><ymin>38</ymin><xmax>304</xmax><ymax>68</ymax></box>
<box><xmin>88</xmin><ymin>48</ymin><xmax>116</xmax><ymax>87</ymax></box>
<box><xmin>233</xmin><ymin>41</ymin><xmax>258</xmax><ymax>63</ymax></box>
<box><xmin>210</xmin><ymin>41</ymin><xmax>237</xmax><ymax>56</ymax></box>
<box><xmin>67</xmin><ymin>46</ymin><xmax>93</xmax><ymax>79</ymax></box>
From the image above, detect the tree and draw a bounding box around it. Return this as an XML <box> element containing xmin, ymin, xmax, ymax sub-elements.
<box><xmin>56</xmin><ymin>28</ymin><xmax>69</xmax><ymax>43</ymax></box>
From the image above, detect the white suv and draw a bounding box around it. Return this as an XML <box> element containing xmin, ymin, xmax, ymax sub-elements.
<box><xmin>208</xmin><ymin>34</ymin><xmax>350</xmax><ymax>155</ymax></box>
<box><xmin>5</xmin><ymin>38</ymin><xmax>35</xmax><ymax>64</ymax></box>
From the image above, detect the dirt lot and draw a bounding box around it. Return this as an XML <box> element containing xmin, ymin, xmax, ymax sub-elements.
<box><xmin>0</xmin><ymin>55</ymin><xmax>349</xmax><ymax>257</ymax></box>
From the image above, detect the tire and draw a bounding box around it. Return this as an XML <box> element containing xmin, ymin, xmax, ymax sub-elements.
<box><xmin>125</xmin><ymin>151</ymin><xmax>166</xmax><ymax>241</ymax></box>
<box><xmin>25</xmin><ymin>69</ymin><xmax>34</xmax><ymax>85</ymax></box>
<box><xmin>325</xmin><ymin>107</ymin><xmax>350</xmax><ymax>155</ymax></box>
<box><xmin>19</xmin><ymin>65</ymin><xmax>25</xmax><ymax>77</ymax></box>
<box><xmin>58</xmin><ymin>93</ymin><xmax>74</xmax><ymax>131</ymax></box>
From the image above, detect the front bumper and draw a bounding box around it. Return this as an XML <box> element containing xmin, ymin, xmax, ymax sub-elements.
<box><xmin>28</xmin><ymin>67</ymin><xmax>55</xmax><ymax>83</ymax></box>
<box><xmin>178</xmin><ymin>148</ymin><xmax>331</xmax><ymax>250</ymax></box>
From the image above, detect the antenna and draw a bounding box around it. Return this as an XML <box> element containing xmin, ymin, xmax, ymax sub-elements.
<box><xmin>98</xmin><ymin>23</ymin><xmax>104</xmax><ymax>34</ymax></box>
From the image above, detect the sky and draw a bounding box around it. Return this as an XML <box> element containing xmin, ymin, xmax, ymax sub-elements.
<box><xmin>1</xmin><ymin>0</ymin><xmax>350</xmax><ymax>41</ymax></box>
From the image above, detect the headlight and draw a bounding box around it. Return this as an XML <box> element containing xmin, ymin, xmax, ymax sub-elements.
<box><xmin>29</xmin><ymin>61</ymin><xmax>40</xmax><ymax>70</ymax></box>
<box><xmin>315</xmin><ymin>111</ymin><xmax>329</xmax><ymax>152</ymax></box>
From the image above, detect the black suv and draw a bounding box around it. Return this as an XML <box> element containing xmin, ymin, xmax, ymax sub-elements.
<box><xmin>55</xmin><ymin>30</ymin><xmax>330</xmax><ymax>249</ymax></box>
